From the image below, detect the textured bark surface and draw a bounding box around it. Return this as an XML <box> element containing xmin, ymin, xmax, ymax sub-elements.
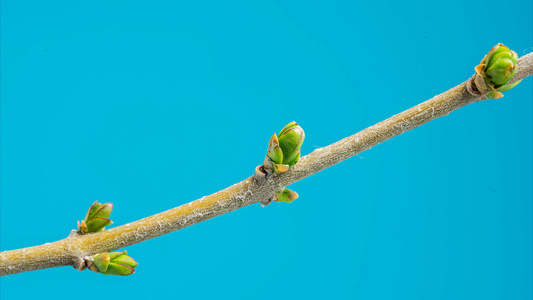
<box><xmin>1</xmin><ymin>52</ymin><xmax>531</xmax><ymax>276</ymax></box>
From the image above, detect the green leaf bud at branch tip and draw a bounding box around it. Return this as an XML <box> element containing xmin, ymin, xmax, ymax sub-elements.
<box><xmin>263</xmin><ymin>121</ymin><xmax>305</xmax><ymax>175</ymax></box>
<box><xmin>77</xmin><ymin>201</ymin><xmax>113</xmax><ymax>234</ymax></box>
<box><xmin>473</xmin><ymin>43</ymin><xmax>522</xmax><ymax>99</ymax></box>
<box><xmin>89</xmin><ymin>251</ymin><xmax>138</xmax><ymax>276</ymax></box>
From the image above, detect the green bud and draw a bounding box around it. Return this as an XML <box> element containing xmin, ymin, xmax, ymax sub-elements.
<box><xmin>263</xmin><ymin>122</ymin><xmax>305</xmax><ymax>175</ymax></box>
<box><xmin>77</xmin><ymin>220</ymin><xmax>88</xmax><ymax>234</ymax></box>
<box><xmin>278</xmin><ymin>121</ymin><xmax>305</xmax><ymax>167</ymax></box>
<box><xmin>474</xmin><ymin>43</ymin><xmax>520</xmax><ymax>97</ymax></box>
<box><xmin>485</xmin><ymin>51</ymin><xmax>518</xmax><ymax>87</ymax></box>
<box><xmin>274</xmin><ymin>188</ymin><xmax>299</xmax><ymax>203</ymax></box>
<box><xmin>78</xmin><ymin>201</ymin><xmax>113</xmax><ymax>234</ymax></box>
<box><xmin>89</xmin><ymin>251</ymin><xmax>138</xmax><ymax>276</ymax></box>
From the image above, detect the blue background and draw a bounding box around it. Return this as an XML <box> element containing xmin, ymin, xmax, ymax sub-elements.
<box><xmin>1</xmin><ymin>1</ymin><xmax>531</xmax><ymax>299</ymax></box>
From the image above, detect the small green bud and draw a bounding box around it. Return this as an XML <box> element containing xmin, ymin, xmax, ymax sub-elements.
<box><xmin>474</xmin><ymin>43</ymin><xmax>520</xmax><ymax>98</ymax></box>
<box><xmin>274</xmin><ymin>188</ymin><xmax>299</xmax><ymax>203</ymax></box>
<box><xmin>78</xmin><ymin>201</ymin><xmax>113</xmax><ymax>234</ymax></box>
<box><xmin>278</xmin><ymin>121</ymin><xmax>305</xmax><ymax>167</ymax></box>
<box><xmin>485</xmin><ymin>52</ymin><xmax>518</xmax><ymax>87</ymax></box>
<box><xmin>77</xmin><ymin>220</ymin><xmax>88</xmax><ymax>234</ymax></box>
<box><xmin>263</xmin><ymin>122</ymin><xmax>305</xmax><ymax>175</ymax></box>
<box><xmin>89</xmin><ymin>251</ymin><xmax>138</xmax><ymax>276</ymax></box>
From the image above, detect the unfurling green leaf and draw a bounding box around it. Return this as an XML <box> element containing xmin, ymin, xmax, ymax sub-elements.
<box><xmin>86</xmin><ymin>217</ymin><xmax>113</xmax><ymax>233</ymax></box>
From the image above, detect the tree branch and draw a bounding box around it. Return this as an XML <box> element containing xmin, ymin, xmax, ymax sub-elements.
<box><xmin>1</xmin><ymin>52</ymin><xmax>531</xmax><ymax>277</ymax></box>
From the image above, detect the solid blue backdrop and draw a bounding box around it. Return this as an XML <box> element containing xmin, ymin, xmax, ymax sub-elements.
<box><xmin>1</xmin><ymin>0</ymin><xmax>532</xmax><ymax>299</ymax></box>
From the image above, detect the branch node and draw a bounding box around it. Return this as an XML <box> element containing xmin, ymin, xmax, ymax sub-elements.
<box><xmin>67</xmin><ymin>229</ymin><xmax>82</xmax><ymax>238</ymax></box>
<box><xmin>260</xmin><ymin>196</ymin><xmax>274</xmax><ymax>206</ymax></box>
<box><xmin>73</xmin><ymin>256</ymin><xmax>94</xmax><ymax>271</ymax></box>
<box><xmin>253</xmin><ymin>165</ymin><xmax>271</xmax><ymax>185</ymax></box>
<box><xmin>466</xmin><ymin>75</ymin><xmax>483</xmax><ymax>97</ymax></box>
